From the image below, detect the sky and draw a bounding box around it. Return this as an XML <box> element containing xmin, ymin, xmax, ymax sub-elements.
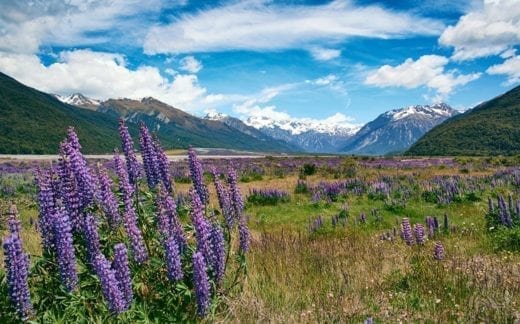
<box><xmin>0</xmin><ymin>0</ymin><xmax>519</xmax><ymax>127</ymax></box>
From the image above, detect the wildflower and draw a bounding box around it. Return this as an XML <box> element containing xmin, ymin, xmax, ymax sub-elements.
<box><xmin>2</xmin><ymin>205</ymin><xmax>32</xmax><ymax>320</ymax></box>
<box><xmin>112</xmin><ymin>243</ymin><xmax>133</xmax><ymax>309</ymax></box>
<box><xmin>164</xmin><ymin>236</ymin><xmax>183</xmax><ymax>281</ymax></box>
<box><xmin>53</xmin><ymin>207</ymin><xmax>78</xmax><ymax>292</ymax></box>
<box><xmin>188</xmin><ymin>147</ymin><xmax>208</xmax><ymax>204</ymax></box>
<box><xmin>118</xmin><ymin>118</ymin><xmax>142</xmax><ymax>184</ymax></box>
<box><xmin>193</xmin><ymin>252</ymin><xmax>211</xmax><ymax>317</ymax></box>
<box><xmin>94</xmin><ymin>254</ymin><xmax>126</xmax><ymax>314</ymax></box>
<box><xmin>139</xmin><ymin>122</ymin><xmax>160</xmax><ymax>188</ymax></box>
<box><xmin>210</xmin><ymin>222</ymin><xmax>226</xmax><ymax>283</ymax></box>
<box><xmin>83</xmin><ymin>214</ymin><xmax>102</xmax><ymax>265</ymax></box>
<box><xmin>114</xmin><ymin>152</ymin><xmax>148</xmax><ymax>264</ymax></box>
<box><xmin>434</xmin><ymin>241</ymin><xmax>445</xmax><ymax>260</ymax></box>
<box><xmin>401</xmin><ymin>218</ymin><xmax>413</xmax><ymax>245</ymax></box>
<box><xmin>96</xmin><ymin>167</ymin><xmax>121</xmax><ymax>228</ymax></box>
<box><xmin>414</xmin><ymin>224</ymin><xmax>425</xmax><ymax>245</ymax></box>
<box><xmin>35</xmin><ymin>168</ymin><xmax>57</xmax><ymax>250</ymax></box>
<box><xmin>190</xmin><ymin>188</ymin><xmax>213</xmax><ymax>266</ymax></box>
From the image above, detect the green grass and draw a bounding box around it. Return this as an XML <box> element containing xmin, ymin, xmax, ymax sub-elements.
<box><xmin>1</xmin><ymin>161</ymin><xmax>520</xmax><ymax>322</ymax></box>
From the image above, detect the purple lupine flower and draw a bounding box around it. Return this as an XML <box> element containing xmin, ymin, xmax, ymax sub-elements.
<box><xmin>401</xmin><ymin>218</ymin><xmax>413</xmax><ymax>245</ymax></box>
<box><xmin>190</xmin><ymin>188</ymin><xmax>214</xmax><ymax>266</ymax></box>
<box><xmin>139</xmin><ymin>122</ymin><xmax>160</xmax><ymax>189</ymax></box>
<box><xmin>53</xmin><ymin>207</ymin><xmax>78</xmax><ymax>292</ymax></box>
<box><xmin>211</xmin><ymin>168</ymin><xmax>233</xmax><ymax>228</ymax></box>
<box><xmin>209</xmin><ymin>222</ymin><xmax>226</xmax><ymax>284</ymax></box>
<box><xmin>156</xmin><ymin>186</ymin><xmax>186</xmax><ymax>251</ymax></box>
<box><xmin>164</xmin><ymin>236</ymin><xmax>183</xmax><ymax>281</ymax></box>
<box><xmin>83</xmin><ymin>214</ymin><xmax>101</xmax><ymax>265</ymax></box>
<box><xmin>238</xmin><ymin>215</ymin><xmax>251</xmax><ymax>254</ymax></box>
<box><xmin>192</xmin><ymin>252</ymin><xmax>211</xmax><ymax>317</ymax></box>
<box><xmin>433</xmin><ymin>241</ymin><xmax>445</xmax><ymax>260</ymax></box>
<box><xmin>96</xmin><ymin>167</ymin><xmax>121</xmax><ymax>228</ymax></box>
<box><xmin>63</xmin><ymin>129</ymin><xmax>95</xmax><ymax>210</ymax></box>
<box><xmin>118</xmin><ymin>118</ymin><xmax>142</xmax><ymax>184</ymax></box>
<box><xmin>228</xmin><ymin>166</ymin><xmax>243</xmax><ymax>222</ymax></box>
<box><xmin>414</xmin><ymin>224</ymin><xmax>425</xmax><ymax>245</ymax></box>
<box><xmin>112</xmin><ymin>243</ymin><xmax>133</xmax><ymax>309</ymax></box>
<box><xmin>188</xmin><ymin>147</ymin><xmax>208</xmax><ymax>205</ymax></box>
<box><xmin>153</xmin><ymin>139</ymin><xmax>173</xmax><ymax>193</ymax></box>
<box><xmin>3</xmin><ymin>206</ymin><xmax>32</xmax><ymax>320</ymax></box>
<box><xmin>93</xmin><ymin>254</ymin><xmax>126</xmax><ymax>314</ymax></box>
<box><xmin>359</xmin><ymin>213</ymin><xmax>366</xmax><ymax>224</ymax></box>
<box><xmin>114</xmin><ymin>152</ymin><xmax>149</xmax><ymax>264</ymax></box>
<box><xmin>35</xmin><ymin>168</ymin><xmax>57</xmax><ymax>250</ymax></box>
<box><xmin>56</xmin><ymin>151</ymin><xmax>82</xmax><ymax>232</ymax></box>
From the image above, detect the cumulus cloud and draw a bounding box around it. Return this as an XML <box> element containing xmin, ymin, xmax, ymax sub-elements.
<box><xmin>487</xmin><ymin>55</ymin><xmax>520</xmax><ymax>84</ymax></box>
<box><xmin>439</xmin><ymin>0</ymin><xmax>520</xmax><ymax>60</ymax></box>
<box><xmin>365</xmin><ymin>55</ymin><xmax>481</xmax><ymax>101</ymax></box>
<box><xmin>309</xmin><ymin>47</ymin><xmax>341</xmax><ymax>61</ymax></box>
<box><xmin>179</xmin><ymin>56</ymin><xmax>203</xmax><ymax>73</ymax></box>
<box><xmin>0</xmin><ymin>49</ymin><xmax>213</xmax><ymax>111</ymax></box>
<box><xmin>143</xmin><ymin>0</ymin><xmax>444</xmax><ymax>55</ymax></box>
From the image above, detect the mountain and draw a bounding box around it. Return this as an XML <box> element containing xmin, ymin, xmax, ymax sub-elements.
<box><xmin>241</xmin><ymin>115</ymin><xmax>360</xmax><ymax>153</ymax></box>
<box><xmin>0</xmin><ymin>72</ymin><xmax>144</xmax><ymax>154</ymax></box>
<box><xmin>89</xmin><ymin>97</ymin><xmax>296</xmax><ymax>152</ymax></box>
<box><xmin>55</xmin><ymin>93</ymin><xmax>101</xmax><ymax>110</ymax></box>
<box><xmin>0</xmin><ymin>72</ymin><xmax>296</xmax><ymax>153</ymax></box>
<box><xmin>203</xmin><ymin>112</ymin><xmax>300</xmax><ymax>151</ymax></box>
<box><xmin>342</xmin><ymin>103</ymin><xmax>459</xmax><ymax>155</ymax></box>
<box><xmin>407</xmin><ymin>85</ymin><xmax>520</xmax><ymax>156</ymax></box>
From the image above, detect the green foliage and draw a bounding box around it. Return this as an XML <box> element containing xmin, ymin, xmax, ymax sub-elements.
<box><xmin>407</xmin><ymin>85</ymin><xmax>520</xmax><ymax>156</ymax></box>
<box><xmin>301</xmin><ymin>163</ymin><xmax>317</xmax><ymax>176</ymax></box>
<box><xmin>490</xmin><ymin>227</ymin><xmax>520</xmax><ymax>252</ymax></box>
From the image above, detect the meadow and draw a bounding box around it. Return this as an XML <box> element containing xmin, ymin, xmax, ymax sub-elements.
<box><xmin>1</xmin><ymin>128</ymin><xmax>520</xmax><ymax>322</ymax></box>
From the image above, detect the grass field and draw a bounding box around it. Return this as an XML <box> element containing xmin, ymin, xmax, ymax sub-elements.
<box><xmin>1</xmin><ymin>155</ymin><xmax>520</xmax><ymax>322</ymax></box>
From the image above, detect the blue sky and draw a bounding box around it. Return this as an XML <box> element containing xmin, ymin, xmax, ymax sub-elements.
<box><xmin>0</xmin><ymin>0</ymin><xmax>518</xmax><ymax>126</ymax></box>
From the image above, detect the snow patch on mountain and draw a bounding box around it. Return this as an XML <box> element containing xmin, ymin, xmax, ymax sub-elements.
<box><xmin>55</xmin><ymin>93</ymin><xmax>101</xmax><ymax>107</ymax></box>
<box><xmin>245</xmin><ymin>113</ymin><xmax>361</xmax><ymax>136</ymax></box>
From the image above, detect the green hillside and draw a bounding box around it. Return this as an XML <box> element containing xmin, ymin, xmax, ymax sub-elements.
<box><xmin>0</xmin><ymin>72</ymin><xmax>294</xmax><ymax>154</ymax></box>
<box><xmin>0</xmin><ymin>72</ymin><xmax>149</xmax><ymax>153</ymax></box>
<box><xmin>406</xmin><ymin>85</ymin><xmax>520</xmax><ymax>156</ymax></box>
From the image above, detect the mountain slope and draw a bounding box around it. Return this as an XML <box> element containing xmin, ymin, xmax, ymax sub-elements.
<box><xmin>204</xmin><ymin>112</ymin><xmax>300</xmax><ymax>151</ymax></box>
<box><xmin>95</xmin><ymin>97</ymin><xmax>296</xmax><ymax>152</ymax></box>
<box><xmin>0</xmin><ymin>72</ymin><xmax>146</xmax><ymax>154</ymax></box>
<box><xmin>242</xmin><ymin>115</ymin><xmax>360</xmax><ymax>153</ymax></box>
<box><xmin>407</xmin><ymin>85</ymin><xmax>520</xmax><ymax>156</ymax></box>
<box><xmin>342</xmin><ymin>103</ymin><xmax>459</xmax><ymax>155</ymax></box>
<box><xmin>0</xmin><ymin>72</ymin><xmax>296</xmax><ymax>153</ymax></box>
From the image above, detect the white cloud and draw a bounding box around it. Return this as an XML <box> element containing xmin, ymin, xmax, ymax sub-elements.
<box><xmin>143</xmin><ymin>0</ymin><xmax>444</xmax><ymax>55</ymax></box>
<box><xmin>306</xmin><ymin>74</ymin><xmax>348</xmax><ymax>94</ymax></box>
<box><xmin>309</xmin><ymin>47</ymin><xmax>341</xmax><ymax>61</ymax></box>
<box><xmin>487</xmin><ymin>55</ymin><xmax>520</xmax><ymax>84</ymax></box>
<box><xmin>179</xmin><ymin>56</ymin><xmax>203</xmax><ymax>73</ymax></box>
<box><xmin>232</xmin><ymin>83</ymin><xmax>358</xmax><ymax>132</ymax></box>
<box><xmin>0</xmin><ymin>49</ymin><xmax>214</xmax><ymax>112</ymax></box>
<box><xmin>439</xmin><ymin>0</ymin><xmax>520</xmax><ymax>60</ymax></box>
<box><xmin>365</xmin><ymin>55</ymin><xmax>481</xmax><ymax>101</ymax></box>
<box><xmin>0</xmin><ymin>0</ymin><xmax>187</xmax><ymax>54</ymax></box>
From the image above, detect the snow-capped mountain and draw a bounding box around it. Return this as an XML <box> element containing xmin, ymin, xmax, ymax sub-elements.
<box><xmin>241</xmin><ymin>115</ymin><xmax>361</xmax><ymax>153</ymax></box>
<box><xmin>55</xmin><ymin>93</ymin><xmax>100</xmax><ymax>110</ymax></box>
<box><xmin>342</xmin><ymin>103</ymin><xmax>459</xmax><ymax>155</ymax></box>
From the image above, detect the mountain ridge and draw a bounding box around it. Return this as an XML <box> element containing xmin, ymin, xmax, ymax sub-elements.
<box><xmin>406</xmin><ymin>85</ymin><xmax>520</xmax><ymax>156</ymax></box>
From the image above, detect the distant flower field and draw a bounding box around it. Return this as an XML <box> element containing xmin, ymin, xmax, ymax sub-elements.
<box><xmin>1</xmin><ymin>126</ymin><xmax>520</xmax><ymax>322</ymax></box>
